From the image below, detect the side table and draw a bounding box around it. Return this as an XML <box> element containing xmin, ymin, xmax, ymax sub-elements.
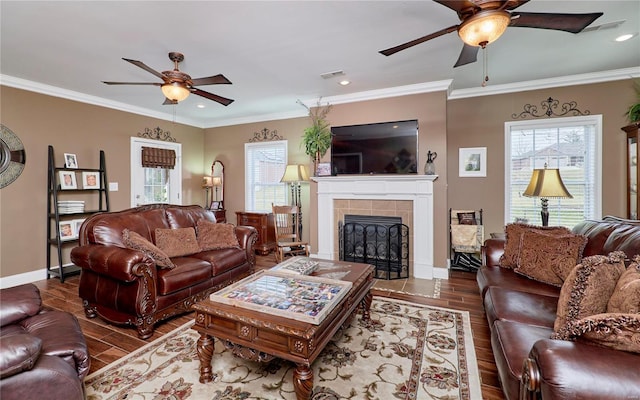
<box><xmin>236</xmin><ymin>211</ymin><xmax>276</xmax><ymax>255</ymax></box>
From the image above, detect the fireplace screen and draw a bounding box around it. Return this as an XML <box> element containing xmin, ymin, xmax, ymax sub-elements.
<box><xmin>339</xmin><ymin>215</ymin><xmax>409</xmax><ymax>280</ymax></box>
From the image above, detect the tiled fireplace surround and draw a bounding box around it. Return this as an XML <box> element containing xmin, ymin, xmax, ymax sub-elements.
<box><xmin>313</xmin><ymin>175</ymin><xmax>437</xmax><ymax>279</ymax></box>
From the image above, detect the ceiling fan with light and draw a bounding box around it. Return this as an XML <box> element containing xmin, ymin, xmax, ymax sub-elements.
<box><xmin>103</xmin><ymin>52</ymin><xmax>234</xmax><ymax>106</ymax></box>
<box><xmin>380</xmin><ymin>0</ymin><xmax>603</xmax><ymax>68</ymax></box>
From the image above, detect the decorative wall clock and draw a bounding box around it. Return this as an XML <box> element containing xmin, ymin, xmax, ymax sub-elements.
<box><xmin>0</xmin><ymin>124</ymin><xmax>26</xmax><ymax>188</ymax></box>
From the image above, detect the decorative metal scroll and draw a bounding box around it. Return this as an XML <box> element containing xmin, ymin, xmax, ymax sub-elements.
<box><xmin>248</xmin><ymin>128</ymin><xmax>284</xmax><ymax>142</ymax></box>
<box><xmin>137</xmin><ymin>127</ymin><xmax>177</xmax><ymax>142</ymax></box>
<box><xmin>511</xmin><ymin>97</ymin><xmax>591</xmax><ymax>119</ymax></box>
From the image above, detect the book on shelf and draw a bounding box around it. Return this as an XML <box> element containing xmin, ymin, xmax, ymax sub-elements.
<box><xmin>270</xmin><ymin>256</ymin><xmax>319</xmax><ymax>275</ymax></box>
<box><xmin>210</xmin><ymin>270</ymin><xmax>352</xmax><ymax>325</ymax></box>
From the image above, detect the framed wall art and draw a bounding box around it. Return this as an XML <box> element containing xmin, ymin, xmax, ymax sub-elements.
<box><xmin>459</xmin><ymin>147</ymin><xmax>487</xmax><ymax>178</ymax></box>
<box><xmin>316</xmin><ymin>162</ymin><xmax>331</xmax><ymax>177</ymax></box>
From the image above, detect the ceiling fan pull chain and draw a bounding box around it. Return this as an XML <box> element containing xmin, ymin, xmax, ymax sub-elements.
<box><xmin>482</xmin><ymin>46</ymin><xmax>489</xmax><ymax>87</ymax></box>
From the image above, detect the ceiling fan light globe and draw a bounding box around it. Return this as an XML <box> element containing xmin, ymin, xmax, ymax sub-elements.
<box><xmin>458</xmin><ymin>10</ymin><xmax>510</xmax><ymax>47</ymax></box>
<box><xmin>161</xmin><ymin>82</ymin><xmax>190</xmax><ymax>102</ymax></box>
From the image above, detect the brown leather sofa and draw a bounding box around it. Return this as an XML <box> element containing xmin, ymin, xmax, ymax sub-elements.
<box><xmin>478</xmin><ymin>216</ymin><xmax>640</xmax><ymax>400</ymax></box>
<box><xmin>70</xmin><ymin>204</ymin><xmax>258</xmax><ymax>339</ymax></box>
<box><xmin>0</xmin><ymin>283</ymin><xmax>90</xmax><ymax>400</ymax></box>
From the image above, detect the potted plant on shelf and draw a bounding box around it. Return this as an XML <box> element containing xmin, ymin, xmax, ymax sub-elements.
<box><xmin>626</xmin><ymin>80</ymin><xmax>640</xmax><ymax>124</ymax></box>
<box><xmin>298</xmin><ymin>99</ymin><xmax>332</xmax><ymax>175</ymax></box>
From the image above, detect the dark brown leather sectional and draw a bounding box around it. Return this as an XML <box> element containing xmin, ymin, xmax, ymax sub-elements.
<box><xmin>70</xmin><ymin>204</ymin><xmax>258</xmax><ymax>339</ymax></box>
<box><xmin>0</xmin><ymin>283</ymin><xmax>90</xmax><ymax>400</ymax></box>
<box><xmin>479</xmin><ymin>216</ymin><xmax>640</xmax><ymax>400</ymax></box>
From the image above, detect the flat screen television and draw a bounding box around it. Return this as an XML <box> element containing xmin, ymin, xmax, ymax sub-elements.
<box><xmin>330</xmin><ymin>119</ymin><xmax>418</xmax><ymax>175</ymax></box>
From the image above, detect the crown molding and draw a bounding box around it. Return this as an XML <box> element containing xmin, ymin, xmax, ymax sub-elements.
<box><xmin>0</xmin><ymin>75</ymin><xmax>205</xmax><ymax>128</ymax></box>
<box><xmin>448</xmin><ymin>67</ymin><xmax>640</xmax><ymax>100</ymax></box>
<box><xmin>204</xmin><ymin>109</ymin><xmax>308</xmax><ymax>128</ymax></box>
<box><xmin>299</xmin><ymin>80</ymin><xmax>454</xmax><ymax>108</ymax></box>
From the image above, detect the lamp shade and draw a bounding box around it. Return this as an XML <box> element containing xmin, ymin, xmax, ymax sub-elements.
<box><xmin>161</xmin><ymin>82</ymin><xmax>190</xmax><ymax>102</ymax></box>
<box><xmin>458</xmin><ymin>10</ymin><xmax>510</xmax><ymax>47</ymax></box>
<box><xmin>211</xmin><ymin>176</ymin><xmax>222</xmax><ymax>186</ymax></box>
<box><xmin>280</xmin><ymin>164</ymin><xmax>310</xmax><ymax>183</ymax></box>
<box><xmin>202</xmin><ymin>176</ymin><xmax>213</xmax><ymax>188</ymax></box>
<box><xmin>522</xmin><ymin>167</ymin><xmax>573</xmax><ymax>199</ymax></box>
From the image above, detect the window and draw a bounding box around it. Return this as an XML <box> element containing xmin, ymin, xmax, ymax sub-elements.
<box><xmin>130</xmin><ymin>138</ymin><xmax>182</xmax><ymax>207</ymax></box>
<box><xmin>505</xmin><ymin>115</ymin><xmax>602</xmax><ymax>228</ymax></box>
<box><xmin>244</xmin><ymin>141</ymin><xmax>288</xmax><ymax>212</ymax></box>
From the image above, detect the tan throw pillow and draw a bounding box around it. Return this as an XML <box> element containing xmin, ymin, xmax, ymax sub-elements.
<box><xmin>122</xmin><ymin>228</ymin><xmax>175</xmax><ymax>269</ymax></box>
<box><xmin>197</xmin><ymin>219</ymin><xmax>240</xmax><ymax>251</ymax></box>
<box><xmin>155</xmin><ymin>227</ymin><xmax>200</xmax><ymax>258</ymax></box>
<box><xmin>553</xmin><ymin>251</ymin><xmax>627</xmax><ymax>339</ymax></box>
<box><xmin>563</xmin><ymin>313</ymin><xmax>640</xmax><ymax>354</ymax></box>
<box><xmin>499</xmin><ymin>223</ymin><xmax>571</xmax><ymax>269</ymax></box>
<box><xmin>514</xmin><ymin>230</ymin><xmax>587</xmax><ymax>287</ymax></box>
<box><xmin>608</xmin><ymin>256</ymin><xmax>640</xmax><ymax>314</ymax></box>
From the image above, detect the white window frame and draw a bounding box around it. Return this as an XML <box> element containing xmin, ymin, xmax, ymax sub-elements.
<box><xmin>244</xmin><ymin>140</ymin><xmax>288</xmax><ymax>212</ymax></box>
<box><xmin>130</xmin><ymin>137</ymin><xmax>182</xmax><ymax>207</ymax></box>
<box><xmin>504</xmin><ymin>115</ymin><xmax>602</xmax><ymax>227</ymax></box>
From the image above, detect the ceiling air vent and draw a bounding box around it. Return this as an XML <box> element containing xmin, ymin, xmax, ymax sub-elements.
<box><xmin>320</xmin><ymin>70</ymin><xmax>345</xmax><ymax>79</ymax></box>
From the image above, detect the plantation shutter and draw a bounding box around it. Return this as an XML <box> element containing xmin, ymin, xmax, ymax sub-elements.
<box><xmin>141</xmin><ymin>147</ymin><xmax>176</xmax><ymax>169</ymax></box>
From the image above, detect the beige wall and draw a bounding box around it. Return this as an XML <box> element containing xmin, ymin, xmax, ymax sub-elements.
<box><xmin>1</xmin><ymin>78</ymin><xmax>636</xmax><ymax>280</ymax></box>
<box><xmin>1</xmin><ymin>86</ymin><xmax>205</xmax><ymax>279</ymax></box>
<box><xmin>447</xmin><ymin>80</ymin><xmax>635</xmax><ymax>236</ymax></box>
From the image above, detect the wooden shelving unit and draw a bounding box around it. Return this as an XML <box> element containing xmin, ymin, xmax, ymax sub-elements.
<box><xmin>46</xmin><ymin>145</ymin><xmax>109</xmax><ymax>282</ymax></box>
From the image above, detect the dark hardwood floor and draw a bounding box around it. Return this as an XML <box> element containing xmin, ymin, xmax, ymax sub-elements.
<box><xmin>34</xmin><ymin>256</ymin><xmax>504</xmax><ymax>400</ymax></box>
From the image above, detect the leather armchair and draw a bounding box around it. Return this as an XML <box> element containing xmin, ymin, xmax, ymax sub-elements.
<box><xmin>0</xmin><ymin>284</ymin><xmax>90</xmax><ymax>400</ymax></box>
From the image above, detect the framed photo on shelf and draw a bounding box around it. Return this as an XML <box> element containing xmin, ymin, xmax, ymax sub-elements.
<box><xmin>459</xmin><ymin>147</ymin><xmax>487</xmax><ymax>177</ymax></box>
<box><xmin>73</xmin><ymin>219</ymin><xmax>86</xmax><ymax>236</ymax></box>
<box><xmin>64</xmin><ymin>153</ymin><xmax>78</xmax><ymax>169</ymax></box>
<box><xmin>316</xmin><ymin>162</ymin><xmax>331</xmax><ymax>177</ymax></box>
<box><xmin>81</xmin><ymin>171</ymin><xmax>100</xmax><ymax>189</ymax></box>
<box><xmin>210</xmin><ymin>201</ymin><xmax>221</xmax><ymax>210</ymax></box>
<box><xmin>59</xmin><ymin>221</ymin><xmax>76</xmax><ymax>241</ymax></box>
<box><xmin>211</xmin><ymin>270</ymin><xmax>352</xmax><ymax>325</ymax></box>
<box><xmin>58</xmin><ymin>171</ymin><xmax>77</xmax><ymax>189</ymax></box>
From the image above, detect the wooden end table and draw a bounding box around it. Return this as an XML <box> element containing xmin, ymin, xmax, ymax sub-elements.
<box><xmin>192</xmin><ymin>259</ymin><xmax>374</xmax><ymax>400</ymax></box>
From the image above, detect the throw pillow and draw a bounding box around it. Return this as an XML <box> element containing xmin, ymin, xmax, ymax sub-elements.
<box><xmin>197</xmin><ymin>219</ymin><xmax>240</xmax><ymax>251</ymax></box>
<box><xmin>122</xmin><ymin>229</ymin><xmax>175</xmax><ymax>269</ymax></box>
<box><xmin>154</xmin><ymin>227</ymin><xmax>200</xmax><ymax>258</ymax></box>
<box><xmin>457</xmin><ymin>212</ymin><xmax>477</xmax><ymax>225</ymax></box>
<box><xmin>514</xmin><ymin>230</ymin><xmax>587</xmax><ymax>287</ymax></box>
<box><xmin>552</xmin><ymin>251</ymin><xmax>627</xmax><ymax>340</ymax></box>
<box><xmin>563</xmin><ymin>313</ymin><xmax>640</xmax><ymax>354</ymax></box>
<box><xmin>499</xmin><ymin>223</ymin><xmax>571</xmax><ymax>269</ymax></box>
<box><xmin>608</xmin><ymin>256</ymin><xmax>640</xmax><ymax>314</ymax></box>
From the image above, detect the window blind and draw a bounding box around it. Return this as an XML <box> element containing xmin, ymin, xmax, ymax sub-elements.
<box><xmin>141</xmin><ymin>147</ymin><xmax>176</xmax><ymax>169</ymax></box>
<box><xmin>245</xmin><ymin>141</ymin><xmax>287</xmax><ymax>212</ymax></box>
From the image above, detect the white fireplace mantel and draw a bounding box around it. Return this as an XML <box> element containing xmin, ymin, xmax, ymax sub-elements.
<box><xmin>312</xmin><ymin>175</ymin><xmax>438</xmax><ymax>279</ymax></box>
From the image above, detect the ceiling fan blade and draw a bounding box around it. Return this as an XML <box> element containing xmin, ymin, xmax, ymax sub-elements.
<box><xmin>510</xmin><ymin>12</ymin><xmax>603</xmax><ymax>33</ymax></box>
<box><xmin>453</xmin><ymin>44</ymin><xmax>479</xmax><ymax>68</ymax></box>
<box><xmin>122</xmin><ymin>58</ymin><xmax>167</xmax><ymax>80</ymax></box>
<box><xmin>163</xmin><ymin>98</ymin><xmax>178</xmax><ymax>105</ymax></box>
<box><xmin>102</xmin><ymin>81</ymin><xmax>162</xmax><ymax>86</ymax></box>
<box><xmin>434</xmin><ymin>0</ymin><xmax>478</xmax><ymax>14</ymax></box>
<box><xmin>192</xmin><ymin>88</ymin><xmax>234</xmax><ymax>106</ymax></box>
<box><xmin>379</xmin><ymin>25</ymin><xmax>458</xmax><ymax>56</ymax></box>
<box><xmin>503</xmin><ymin>0</ymin><xmax>531</xmax><ymax>11</ymax></box>
<box><xmin>191</xmin><ymin>74</ymin><xmax>232</xmax><ymax>86</ymax></box>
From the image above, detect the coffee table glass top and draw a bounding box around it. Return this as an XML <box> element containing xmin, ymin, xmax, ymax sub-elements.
<box><xmin>210</xmin><ymin>270</ymin><xmax>352</xmax><ymax>325</ymax></box>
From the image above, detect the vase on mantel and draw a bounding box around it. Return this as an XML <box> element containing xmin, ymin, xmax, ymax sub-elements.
<box><xmin>424</xmin><ymin>151</ymin><xmax>437</xmax><ymax>175</ymax></box>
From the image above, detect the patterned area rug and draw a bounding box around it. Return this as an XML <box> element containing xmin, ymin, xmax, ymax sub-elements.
<box><xmin>85</xmin><ymin>297</ymin><xmax>481</xmax><ymax>400</ymax></box>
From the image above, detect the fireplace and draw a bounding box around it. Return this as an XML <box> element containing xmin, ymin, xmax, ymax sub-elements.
<box><xmin>313</xmin><ymin>175</ymin><xmax>437</xmax><ymax>279</ymax></box>
<box><xmin>339</xmin><ymin>215</ymin><xmax>409</xmax><ymax>280</ymax></box>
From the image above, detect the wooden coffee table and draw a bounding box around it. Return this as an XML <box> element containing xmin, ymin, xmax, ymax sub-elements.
<box><xmin>191</xmin><ymin>259</ymin><xmax>374</xmax><ymax>400</ymax></box>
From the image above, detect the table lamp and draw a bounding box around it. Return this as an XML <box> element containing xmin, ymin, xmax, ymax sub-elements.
<box><xmin>522</xmin><ymin>164</ymin><xmax>572</xmax><ymax>226</ymax></box>
<box><xmin>202</xmin><ymin>176</ymin><xmax>213</xmax><ymax>209</ymax></box>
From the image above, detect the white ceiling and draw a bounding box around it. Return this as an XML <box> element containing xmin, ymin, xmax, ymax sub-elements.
<box><xmin>1</xmin><ymin>1</ymin><xmax>639</xmax><ymax>128</ymax></box>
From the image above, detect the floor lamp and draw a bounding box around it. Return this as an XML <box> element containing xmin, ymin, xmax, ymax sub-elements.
<box><xmin>202</xmin><ymin>176</ymin><xmax>213</xmax><ymax>209</ymax></box>
<box><xmin>280</xmin><ymin>164</ymin><xmax>310</xmax><ymax>239</ymax></box>
<box><xmin>522</xmin><ymin>164</ymin><xmax>572</xmax><ymax>226</ymax></box>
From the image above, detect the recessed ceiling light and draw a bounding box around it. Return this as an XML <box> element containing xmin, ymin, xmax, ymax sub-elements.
<box><xmin>339</xmin><ymin>80</ymin><xmax>351</xmax><ymax>86</ymax></box>
<box><xmin>196</xmin><ymin>104</ymin><xmax>206</xmax><ymax>108</ymax></box>
<box><xmin>615</xmin><ymin>33</ymin><xmax>635</xmax><ymax>42</ymax></box>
